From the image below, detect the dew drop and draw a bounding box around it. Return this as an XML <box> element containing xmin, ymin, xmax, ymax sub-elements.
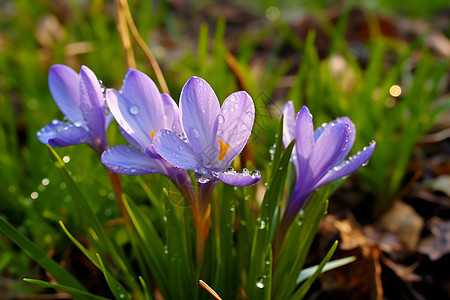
<box><xmin>241</xmin><ymin>123</ymin><xmax>248</xmax><ymax>130</ymax></box>
<box><xmin>194</xmin><ymin>172</ymin><xmax>210</xmax><ymax>184</ymax></box>
<box><xmin>256</xmin><ymin>278</ymin><xmax>265</xmax><ymax>289</ymax></box>
<box><xmin>257</xmin><ymin>218</ymin><xmax>266</xmax><ymax>229</ymax></box>
<box><xmin>31</xmin><ymin>192</ymin><xmax>39</xmax><ymax>199</ymax></box>
<box><xmin>178</xmin><ymin>145</ymin><xmax>183</xmax><ymax>150</ymax></box>
<box><xmin>246</xmin><ymin>111</ymin><xmax>253</xmax><ymax>120</ymax></box>
<box><xmin>205</xmin><ymin>163</ymin><xmax>212</xmax><ymax>168</ymax></box>
<box><xmin>251</xmin><ymin>170</ymin><xmax>261</xmax><ymax>178</ymax></box>
<box><xmin>130</xmin><ymin>168</ymin><xmax>136</xmax><ymax>173</ymax></box>
<box><xmin>129</xmin><ymin>105</ymin><xmax>139</xmax><ymax>115</ymax></box>
<box><xmin>41</xmin><ymin>178</ymin><xmax>50</xmax><ymax>186</ymax></box>
<box><xmin>218</xmin><ymin>114</ymin><xmax>225</xmax><ymax>124</ymax></box>
<box><xmin>198</xmin><ymin>80</ymin><xmax>204</xmax><ymax>86</ymax></box>
<box><xmin>191</xmin><ymin>128</ymin><xmax>200</xmax><ymax>138</ymax></box>
<box><xmin>62</xmin><ymin>156</ymin><xmax>70</xmax><ymax>163</ymax></box>
<box><xmin>230</xmin><ymin>106</ymin><xmax>235</xmax><ymax>112</ymax></box>
<box><xmin>226</xmin><ymin>167</ymin><xmax>235</xmax><ymax>173</ymax></box>
<box><xmin>51</xmin><ymin>119</ymin><xmax>59</xmax><ymax>125</ymax></box>
<box><xmin>242</xmin><ymin>168</ymin><xmax>250</xmax><ymax>176</ymax></box>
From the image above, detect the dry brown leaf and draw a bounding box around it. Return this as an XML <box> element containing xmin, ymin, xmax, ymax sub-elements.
<box><xmin>377</xmin><ymin>201</ymin><xmax>424</xmax><ymax>252</ymax></box>
<box><xmin>419</xmin><ymin>217</ymin><xmax>450</xmax><ymax>261</ymax></box>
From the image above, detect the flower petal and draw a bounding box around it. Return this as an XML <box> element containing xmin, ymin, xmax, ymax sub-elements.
<box><xmin>48</xmin><ymin>65</ymin><xmax>83</xmax><ymax>124</ymax></box>
<box><xmin>314</xmin><ymin>116</ymin><xmax>356</xmax><ymax>164</ymax></box>
<box><xmin>216</xmin><ymin>170</ymin><xmax>261</xmax><ymax>186</ymax></box>
<box><xmin>37</xmin><ymin>120</ymin><xmax>90</xmax><ymax>147</ymax></box>
<box><xmin>122</xmin><ymin>69</ymin><xmax>165</xmax><ymax>131</ymax></box>
<box><xmin>314</xmin><ymin>142</ymin><xmax>376</xmax><ymax>189</ymax></box>
<box><xmin>152</xmin><ymin>129</ymin><xmax>201</xmax><ymax>170</ymax></box>
<box><xmin>293</xmin><ymin>106</ymin><xmax>315</xmax><ymax>179</ymax></box>
<box><xmin>281</xmin><ymin>101</ymin><xmax>296</xmax><ymax>148</ymax></box>
<box><xmin>161</xmin><ymin>93</ymin><xmax>182</xmax><ymax>134</ymax></box>
<box><xmin>180</xmin><ymin>77</ymin><xmax>220</xmax><ymax>160</ymax></box>
<box><xmin>307</xmin><ymin>122</ymin><xmax>350</xmax><ymax>188</ymax></box>
<box><xmin>215</xmin><ymin>91</ymin><xmax>255</xmax><ymax>169</ymax></box>
<box><xmin>106</xmin><ymin>89</ymin><xmax>149</xmax><ymax>150</ymax></box>
<box><xmin>101</xmin><ymin>145</ymin><xmax>168</xmax><ymax>175</ymax></box>
<box><xmin>79</xmin><ymin>66</ymin><xmax>106</xmax><ymax>144</ymax></box>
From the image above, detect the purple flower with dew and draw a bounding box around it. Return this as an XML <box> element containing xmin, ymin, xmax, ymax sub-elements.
<box><xmin>100</xmin><ymin>69</ymin><xmax>192</xmax><ymax>195</ymax></box>
<box><xmin>153</xmin><ymin>76</ymin><xmax>261</xmax><ymax>186</ymax></box>
<box><xmin>37</xmin><ymin>65</ymin><xmax>111</xmax><ymax>154</ymax></box>
<box><xmin>281</xmin><ymin>101</ymin><xmax>375</xmax><ymax>227</ymax></box>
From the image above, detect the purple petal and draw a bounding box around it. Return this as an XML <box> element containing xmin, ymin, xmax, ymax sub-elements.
<box><xmin>281</xmin><ymin>101</ymin><xmax>296</xmax><ymax>148</ymax></box>
<box><xmin>294</xmin><ymin>106</ymin><xmax>315</xmax><ymax>179</ymax></box>
<box><xmin>101</xmin><ymin>145</ymin><xmax>168</xmax><ymax>175</ymax></box>
<box><xmin>79</xmin><ymin>66</ymin><xmax>106</xmax><ymax>142</ymax></box>
<box><xmin>334</xmin><ymin>117</ymin><xmax>355</xmax><ymax>163</ymax></box>
<box><xmin>37</xmin><ymin>120</ymin><xmax>90</xmax><ymax>147</ymax></box>
<box><xmin>215</xmin><ymin>91</ymin><xmax>255</xmax><ymax>169</ymax></box>
<box><xmin>48</xmin><ymin>65</ymin><xmax>83</xmax><ymax>124</ymax></box>
<box><xmin>106</xmin><ymin>89</ymin><xmax>150</xmax><ymax>150</ymax></box>
<box><xmin>152</xmin><ymin>129</ymin><xmax>201</xmax><ymax>170</ymax></box>
<box><xmin>314</xmin><ymin>116</ymin><xmax>356</xmax><ymax>164</ymax></box>
<box><xmin>216</xmin><ymin>170</ymin><xmax>261</xmax><ymax>186</ymax></box>
<box><xmin>180</xmin><ymin>77</ymin><xmax>220</xmax><ymax>160</ymax></box>
<box><xmin>314</xmin><ymin>142</ymin><xmax>376</xmax><ymax>189</ymax></box>
<box><xmin>122</xmin><ymin>69</ymin><xmax>166</xmax><ymax>132</ymax></box>
<box><xmin>307</xmin><ymin>123</ymin><xmax>350</xmax><ymax>188</ymax></box>
<box><xmin>161</xmin><ymin>93</ymin><xmax>182</xmax><ymax>134</ymax></box>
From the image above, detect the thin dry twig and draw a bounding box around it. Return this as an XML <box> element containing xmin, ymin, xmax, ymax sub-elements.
<box><xmin>121</xmin><ymin>0</ymin><xmax>170</xmax><ymax>94</ymax></box>
<box><xmin>115</xmin><ymin>0</ymin><xmax>136</xmax><ymax>69</ymax></box>
<box><xmin>199</xmin><ymin>280</ymin><xmax>222</xmax><ymax>300</ymax></box>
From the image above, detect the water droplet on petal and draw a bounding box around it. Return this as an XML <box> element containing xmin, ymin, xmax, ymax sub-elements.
<box><xmin>246</xmin><ymin>111</ymin><xmax>253</xmax><ymax>120</ymax></box>
<box><xmin>51</xmin><ymin>119</ymin><xmax>59</xmax><ymax>125</ymax></box>
<box><xmin>218</xmin><ymin>114</ymin><xmax>225</xmax><ymax>124</ymax></box>
<box><xmin>226</xmin><ymin>167</ymin><xmax>234</xmax><ymax>173</ymax></box>
<box><xmin>198</xmin><ymin>80</ymin><xmax>204</xmax><ymax>86</ymax></box>
<box><xmin>230</xmin><ymin>106</ymin><xmax>235</xmax><ymax>112</ymax></box>
<box><xmin>251</xmin><ymin>170</ymin><xmax>260</xmax><ymax>178</ymax></box>
<box><xmin>194</xmin><ymin>172</ymin><xmax>210</xmax><ymax>184</ymax></box>
<box><xmin>130</xmin><ymin>168</ymin><xmax>136</xmax><ymax>173</ymax></box>
<box><xmin>191</xmin><ymin>128</ymin><xmax>200</xmax><ymax>138</ymax></box>
<box><xmin>178</xmin><ymin>145</ymin><xmax>183</xmax><ymax>150</ymax></box>
<box><xmin>242</xmin><ymin>168</ymin><xmax>250</xmax><ymax>176</ymax></box>
<box><xmin>129</xmin><ymin>105</ymin><xmax>139</xmax><ymax>115</ymax></box>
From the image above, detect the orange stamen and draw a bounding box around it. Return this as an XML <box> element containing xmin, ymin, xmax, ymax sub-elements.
<box><xmin>218</xmin><ymin>139</ymin><xmax>230</xmax><ymax>161</ymax></box>
<box><xmin>151</xmin><ymin>130</ymin><xmax>157</xmax><ymax>141</ymax></box>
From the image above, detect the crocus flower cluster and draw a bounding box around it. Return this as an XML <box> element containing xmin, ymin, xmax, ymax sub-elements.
<box><xmin>37</xmin><ymin>65</ymin><xmax>111</xmax><ymax>154</ymax></box>
<box><xmin>281</xmin><ymin>101</ymin><xmax>375</xmax><ymax>228</ymax></box>
<box><xmin>37</xmin><ymin>65</ymin><xmax>260</xmax><ymax>192</ymax></box>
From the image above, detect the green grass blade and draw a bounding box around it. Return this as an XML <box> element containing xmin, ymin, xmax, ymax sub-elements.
<box><xmin>23</xmin><ymin>278</ymin><xmax>110</xmax><ymax>300</ymax></box>
<box><xmin>289</xmin><ymin>241</ymin><xmax>339</xmax><ymax>300</ymax></box>
<box><xmin>0</xmin><ymin>217</ymin><xmax>86</xmax><ymax>292</ymax></box>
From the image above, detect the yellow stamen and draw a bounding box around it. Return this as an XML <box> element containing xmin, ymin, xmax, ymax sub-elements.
<box><xmin>218</xmin><ymin>139</ymin><xmax>230</xmax><ymax>161</ymax></box>
<box><xmin>150</xmin><ymin>130</ymin><xmax>157</xmax><ymax>141</ymax></box>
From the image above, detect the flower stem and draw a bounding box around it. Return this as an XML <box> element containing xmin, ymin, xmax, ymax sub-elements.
<box><xmin>104</xmin><ymin>166</ymin><xmax>129</xmax><ymax>222</ymax></box>
<box><xmin>193</xmin><ymin>180</ymin><xmax>217</xmax><ymax>264</ymax></box>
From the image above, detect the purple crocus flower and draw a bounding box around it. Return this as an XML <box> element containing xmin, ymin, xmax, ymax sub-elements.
<box><xmin>281</xmin><ymin>101</ymin><xmax>375</xmax><ymax>227</ymax></box>
<box><xmin>37</xmin><ymin>65</ymin><xmax>111</xmax><ymax>154</ymax></box>
<box><xmin>100</xmin><ymin>69</ymin><xmax>193</xmax><ymax>198</ymax></box>
<box><xmin>152</xmin><ymin>76</ymin><xmax>261</xmax><ymax>186</ymax></box>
